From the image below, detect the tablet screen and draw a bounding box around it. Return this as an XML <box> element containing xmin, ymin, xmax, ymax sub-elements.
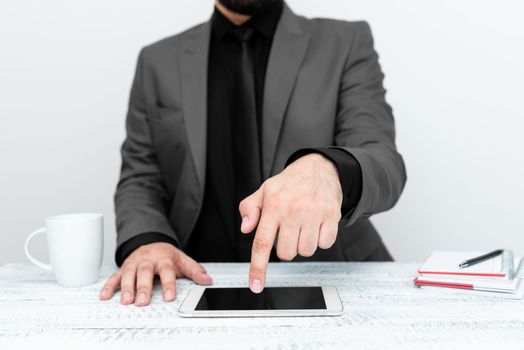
<box><xmin>194</xmin><ymin>287</ymin><xmax>326</xmax><ymax>310</ymax></box>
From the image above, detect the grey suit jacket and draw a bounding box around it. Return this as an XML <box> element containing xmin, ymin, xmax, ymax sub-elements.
<box><xmin>115</xmin><ymin>4</ymin><xmax>407</xmax><ymax>262</ymax></box>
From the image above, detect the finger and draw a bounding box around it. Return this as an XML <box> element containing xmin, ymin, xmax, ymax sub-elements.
<box><xmin>135</xmin><ymin>260</ymin><xmax>155</xmax><ymax>307</ymax></box>
<box><xmin>156</xmin><ymin>260</ymin><xmax>177</xmax><ymax>302</ymax></box>
<box><xmin>318</xmin><ymin>219</ymin><xmax>339</xmax><ymax>250</ymax></box>
<box><xmin>275</xmin><ymin>222</ymin><xmax>299</xmax><ymax>261</ymax></box>
<box><xmin>178</xmin><ymin>252</ymin><xmax>213</xmax><ymax>285</ymax></box>
<box><xmin>100</xmin><ymin>271</ymin><xmax>121</xmax><ymax>300</ymax></box>
<box><xmin>120</xmin><ymin>264</ymin><xmax>137</xmax><ymax>305</ymax></box>
<box><xmin>298</xmin><ymin>211</ymin><xmax>323</xmax><ymax>257</ymax></box>
<box><xmin>298</xmin><ymin>224</ymin><xmax>320</xmax><ymax>258</ymax></box>
<box><xmin>239</xmin><ymin>186</ymin><xmax>264</xmax><ymax>233</ymax></box>
<box><xmin>249</xmin><ymin>213</ymin><xmax>278</xmax><ymax>293</ymax></box>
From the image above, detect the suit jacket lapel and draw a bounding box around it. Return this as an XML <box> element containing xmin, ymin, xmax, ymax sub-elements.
<box><xmin>180</xmin><ymin>22</ymin><xmax>211</xmax><ymax>190</ymax></box>
<box><xmin>262</xmin><ymin>4</ymin><xmax>311</xmax><ymax>179</ymax></box>
<box><xmin>180</xmin><ymin>5</ymin><xmax>310</xmax><ymax>183</ymax></box>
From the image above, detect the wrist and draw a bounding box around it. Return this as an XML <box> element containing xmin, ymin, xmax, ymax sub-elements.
<box><xmin>293</xmin><ymin>153</ymin><xmax>339</xmax><ymax>178</ymax></box>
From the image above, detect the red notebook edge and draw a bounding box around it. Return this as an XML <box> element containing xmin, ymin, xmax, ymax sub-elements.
<box><xmin>414</xmin><ymin>278</ymin><xmax>473</xmax><ymax>290</ymax></box>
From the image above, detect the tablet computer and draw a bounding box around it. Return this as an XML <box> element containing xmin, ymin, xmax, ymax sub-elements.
<box><xmin>178</xmin><ymin>286</ymin><xmax>343</xmax><ymax>317</ymax></box>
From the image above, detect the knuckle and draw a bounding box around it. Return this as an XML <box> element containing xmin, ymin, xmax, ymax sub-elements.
<box><xmin>329</xmin><ymin>224</ymin><xmax>339</xmax><ymax>236</ymax></box>
<box><xmin>266</xmin><ymin>196</ymin><xmax>281</xmax><ymax>211</ymax></box>
<box><xmin>277</xmin><ymin>240</ymin><xmax>297</xmax><ymax>261</ymax></box>
<box><xmin>263</xmin><ymin>177</ymin><xmax>275</xmax><ymax>189</ymax></box>
<box><xmin>323</xmin><ymin>202</ymin><xmax>334</xmax><ymax>214</ymax></box>
<box><xmin>120</xmin><ymin>279</ymin><xmax>132</xmax><ymax>290</ymax></box>
<box><xmin>162</xmin><ymin>279</ymin><xmax>176</xmax><ymax>287</ymax></box>
<box><xmin>318</xmin><ymin>241</ymin><xmax>330</xmax><ymax>250</ymax></box>
<box><xmin>326</xmin><ymin>207</ymin><xmax>341</xmax><ymax>222</ymax></box>
<box><xmin>157</xmin><ymin>261</ymin><xmax>175</xmax><ymax>274</ymax></box>
<box><xmin>309</xmin><ymin>200</ymin><xmax>321</xmax><ymax>211</ymax></box>
<box><xmin>276</xmin><ymin>242</ymin><xmax>297</xmax><ymax>261</ymax></box>
<box><xmin>250</xmin><ymin>265</ymin><xmax>265</xmax><ymax>278</ymax></box>
<box><xmin>122</xmin><ymin>265</ymin><xmax>136</xmax><ymax>276</ymax></box>
<box><xmin>120</xmin><ymin>272</ymin><xmax>134</xmax><ymax>286</ymax></box>
<box><xmin>252</xmin><ymin>238</ymin><xmax>270</xmax><ymax>254</ymax></box>
<box><xmin>288</xmin><ymin>201</ymin><xmax>305</xmax><ymax>216</ymax></box>
<box><xmin>136</xmin><ymin>287</ymin><xmax>150</xmax><ymax>295</ymax></box>
<box><xmin>330</xmin><ymin>203</ymin><xmax>341</xmax><ymax>215</ymax></box>
<box><xmin>172</xmin><ymin>249</ymin><xmax>182</xmax><ymax>265</ymax></box>
<box><xmin>105</xmin><ymin>280</ymin><xmax>118</xmax><ymax>289</ymax></box>
<box><xmin>238</xmin><ymin>200</ymin><xmax>246</xmax><ymax>212</ymax></box>
<box><xmin>109</xmin><ymin>271</ymin><xmax>121</xmax><ymax>281</ymax></box>
<box><xmin>277</xmin><ymin>250</ymin><xmax>296</xmax><ymax>261</ymax></box>
<box><xmin>298</xmin><ymin>244</ymin><xmax>316</xmax><ymax>257</ymax></box>
<box><xmin>138</xmin><ymin>264</ymin><xmax>153</xmax><ymax>275</ymax></box>
<box><xmin>314</xmin><ymin>200</ymin><xmax>330</xmax><ymax>214</ymax></box>
<box><xmin>318</xmin><ymin>234</ymin><xmax>336</xmax><ymax>249</ymax></box>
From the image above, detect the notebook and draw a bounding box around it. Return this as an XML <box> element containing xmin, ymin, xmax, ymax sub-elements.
<box><xmin>417</xmin><ymin>250</ymin><xmax>517</xmax><ymax>279</ymax></box>
<box><xmin>414</xmin><ymin>271</ymin><xmax>521</xmax><ymax>292</ymax></box>
<box><xmin>419</xmin><ymin>280</ymin><xmax>524</xmax><ymax>300</ymax></box>
<box><xmin>414</xmin><ymin>250</ymin><xmax>524</xmax><ymax>296</ymax></box>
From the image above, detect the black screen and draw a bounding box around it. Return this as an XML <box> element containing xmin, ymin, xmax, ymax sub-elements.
<box><xmin>195</xmin><ymin>287</ymin><xmax>326</xmax><ymax>310</ymax></box>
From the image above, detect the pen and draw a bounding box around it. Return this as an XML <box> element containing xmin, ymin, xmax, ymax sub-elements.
<box><xmin>458</xmin><ymin>249</ymin><xmax>504</xmax><ymax>268</ymax></box>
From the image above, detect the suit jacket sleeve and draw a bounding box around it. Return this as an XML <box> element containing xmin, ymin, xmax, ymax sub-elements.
<box><xmin>333</xmin><ymin>22</ymin><xmax>407</xmax><ymax>228</ymax></box>
<box><xmin>114</xmin><ymin>48</ymin><xmax>180</xmax><ymax>264</ymax></box>
<box><xmin>285</xmin><ymin>147</ymin><xmax>362</xmax><ymax>217</ymax></box>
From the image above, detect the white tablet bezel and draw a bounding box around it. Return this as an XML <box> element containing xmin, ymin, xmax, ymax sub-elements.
<box><xmin>178</xmin><ymin>285</ymin><xmax>343</xmax><ymax>318</ymax></box>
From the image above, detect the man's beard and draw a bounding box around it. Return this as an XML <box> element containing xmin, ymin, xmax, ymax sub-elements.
<box><xmin>218</xmin><ymin>0</ymin><xmax>277</xmax><ymax>16</ymax></box>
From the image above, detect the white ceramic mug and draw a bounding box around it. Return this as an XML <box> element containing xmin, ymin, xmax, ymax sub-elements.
<box><xmin>25</xmin><ymin>213</ymin><xmax>104</xmax><ymax>287</ymax></box>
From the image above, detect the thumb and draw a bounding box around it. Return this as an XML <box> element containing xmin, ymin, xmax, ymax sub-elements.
<box><xmin>179</xmin><ymin>252</ymin><xmax>213</xmax><ymax>285</ymax></box>
<box><xmin>239</xmin><ymin>185</ymin><xmax>264</xmax><ymax>234</ymax></box>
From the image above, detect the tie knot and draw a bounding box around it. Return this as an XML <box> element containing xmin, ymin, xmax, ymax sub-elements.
<box><xmin>230</xmin><ymin>26</ymin><xmax>254</xmax><ymax>43</ymax></box>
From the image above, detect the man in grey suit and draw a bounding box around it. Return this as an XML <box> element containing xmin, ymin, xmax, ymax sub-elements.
<box><xmin>100</xmin><ymin>0</ymin><xmax>406</xmax><ymax>307</ymax></box>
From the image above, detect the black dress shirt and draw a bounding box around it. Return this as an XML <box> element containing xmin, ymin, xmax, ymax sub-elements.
<box><xmin>115</xmin><ymin>1</ymin><xmax>362</xmax><ymax>266</ymax></box>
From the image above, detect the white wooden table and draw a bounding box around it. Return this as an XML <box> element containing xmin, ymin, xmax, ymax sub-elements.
<box><xmin>1</xmin><ymin>262</ymin><xmax>523</xmax><ymax>349</ymax></box>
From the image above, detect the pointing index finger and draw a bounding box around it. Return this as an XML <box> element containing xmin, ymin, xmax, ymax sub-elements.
<box><xmin>249</xmin><ymin>212</ymin><xmax>278</xmax><ymax>293</ymax></box>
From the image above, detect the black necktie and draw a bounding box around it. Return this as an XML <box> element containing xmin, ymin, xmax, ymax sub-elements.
<box><xmin>230</xmin><ymin>26</ymin><xmax>262</xmax><ymax>259</ymax></box>
<box><xmin>231</xmin><ymin>27</ymin><xmax>262</xmax><ymax>204</ymax></box>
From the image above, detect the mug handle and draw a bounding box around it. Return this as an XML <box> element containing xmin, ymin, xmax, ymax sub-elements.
<box><xmin>24</xmin><ymin>228</ymin><xmax>52</xmax><ymax>271</ymax></box>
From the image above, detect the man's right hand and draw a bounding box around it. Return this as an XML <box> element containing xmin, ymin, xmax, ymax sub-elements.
<box><xmin>99</xmin><ymin>242</ymin><xmax>212</xmax><ymax>306</ymax></box>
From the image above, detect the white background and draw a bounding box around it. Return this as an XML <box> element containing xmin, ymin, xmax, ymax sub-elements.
<box><xmin>1</xmin><ymin>0</ymin><xmax>523</xmax><ymax>266</ymax></box>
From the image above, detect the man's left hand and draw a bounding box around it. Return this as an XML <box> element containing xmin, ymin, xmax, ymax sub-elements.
<box><xmin>239</xmin><ymin>153</ymin><xmax>343</xmax><ymax>293</ymax></box>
